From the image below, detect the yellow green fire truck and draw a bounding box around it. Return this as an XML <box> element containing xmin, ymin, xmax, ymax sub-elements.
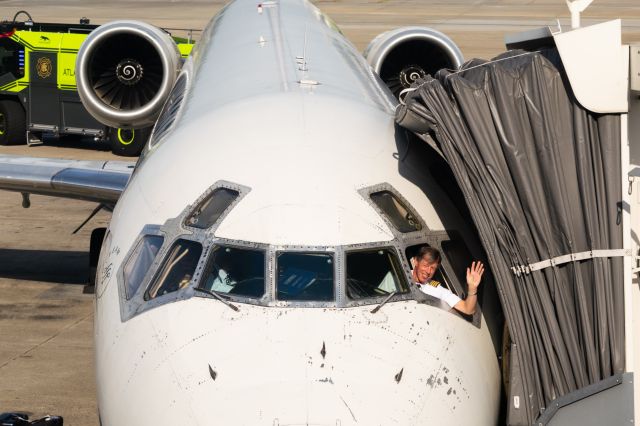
<box><xmin>0</xmin><ymin>12</ymin><xmax>194</xmax><ymax>156</ymax></box>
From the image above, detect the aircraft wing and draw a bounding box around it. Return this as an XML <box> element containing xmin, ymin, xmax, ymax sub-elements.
<box><xmin>0</xmin><ymin>155</ymin><xmax>135</xmax><ymax>205</ymax></box>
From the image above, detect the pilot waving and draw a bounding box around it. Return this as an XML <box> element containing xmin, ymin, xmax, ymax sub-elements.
<box><xmin>412</xmin><ymin>246</ymin><xmax>484</xmax><ymax>315</ymax></box>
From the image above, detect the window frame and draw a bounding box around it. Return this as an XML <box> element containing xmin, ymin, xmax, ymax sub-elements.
<box><xmin>402</xmin><ymin>232</ymin><xmax>482</xmax><ymax>326</ymax></box>
<box><xmin>183</xmin><ymin>180</ymin><xmax>250</xmax><ymax>234</ymax></box>
<box><xmin>0</xmin><ymin>38</ymin><xmax>25</xmax><ymax>82</ymax></box>
<box><xmin>344</xmin><ymin>245</ymin><xmax>411</xmax><ymax>302</ymax></box>
<box><xmin>272</xmin><ymin>248</ymin><xmax>338</xmax><ymax>308</ymax></box>
<box><xmin>144</xmin><ymin>237</ymin><xmax>205</xmax><ymax>302</ymax></box>
<box><xmin>114</xmin><ymin>179</ymin><xmax>483</xmax><ymax>327</ymax></box>
<box><xmin>338</xmin><ymin>242</ymin><xmax>413</xmax><ymax>308</ymax></box>
<box><xmin>358</xmin><ymin>182</ymin><xmax>483</xmax><ymax>325</ymax></box>
<box><xmin>196</xmin><ymin>240</ymin><xmax>270</xmax><ymax>306</ymax></box>
<box><xmin>359</xmin><ymin>183</ymin><xmax>427</xmax><ymax>236</ymax></box>
<box><xmin>115</xmin><ymin>180</ymin><xmax>253</xmax><ymax>321</ymax></box>
<box><xmin>129</xmin><ymin>232</ymin><xmax>210</xmax><ymax>319</ymax></box>
<box><xmin>123</xmin><ymin>233</ymin><xmax>165</xmax><ymax>301</ymax></box>
<box><xmin>148</xmin><ymin>71</ymin><xmax>189</xmax><ymax>149</ymax></box>
<box><xmin>117</xmin><ymin>224</ymin><xmax>168</xmax><ymax>321</ymax></box>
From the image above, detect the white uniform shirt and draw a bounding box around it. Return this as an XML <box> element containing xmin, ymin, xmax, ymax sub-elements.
<box><xmin>416</xmin><ymin>281</ymin><xmax>461</xmax><ymax>308</ymax></box>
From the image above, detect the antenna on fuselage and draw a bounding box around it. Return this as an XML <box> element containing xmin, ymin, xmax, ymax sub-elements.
<box><xmin>296</xmin><ymin>23</ymin><xmax>319</xmax><ymax>86</ymax></box>
<box><xmin>296</xmin><ymin>23</ymin><xmax>309</xmax><ymax>72</ymax></box>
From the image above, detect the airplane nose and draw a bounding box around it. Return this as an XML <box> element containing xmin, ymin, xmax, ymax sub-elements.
<box><xmin>102</xmin><ymin>300</ymin><xmax>499</xmax><ymax>425</ymax></box>
<box><xmin>177</xmin><ymin>308</ymin><xmax>359</xmax><ymax>425</ymax></box>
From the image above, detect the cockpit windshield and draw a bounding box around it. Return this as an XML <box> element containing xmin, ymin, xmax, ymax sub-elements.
<box><xmin>370</xmin><ymin>190</ymin><xmax>422</xmax><ymax>232</ymax></box>
<box><xmin>346</xmin><ymin>248</ymin><xmax>409</xmax><ymax>299</ymax></box>
<box><xmin>185</xmin><ymin>187</ymin><xmax>239</xmax><ymax>229</ymax></box>
<box><xmin>199</xmin><ymin>245</ymin><xmax>265</xmax><ymax>298</ymax></box>
<box><xmin>276</xmin><ymin>252</ymin><xmax>334</xmax><ymax>301</ymax></box>
<box><xmin>123</xmin><ymin>234</ymin><xmax>164</xmax><ymax>300</ymax></box>
<box><xmin>145</xmin><ymin>239</ymin><xmax>202</xmax><ymax>300</ymax></box>
<box><xmin>117</xmin><ymin>181</ymin><xmax>478</xmax><ymax>323</ymax></box>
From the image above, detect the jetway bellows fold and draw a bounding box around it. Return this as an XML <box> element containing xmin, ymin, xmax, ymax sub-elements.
<box><xmin>397</xmin><ymin>49</ymin><xmax>624</xmax><ymax>425</ymax></box>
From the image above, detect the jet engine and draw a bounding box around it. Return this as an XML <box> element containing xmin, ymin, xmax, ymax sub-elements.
<box><xmin>76</xmin><ymin>21</ymin><xmax>181</xmax><ymax>129</ymax></box>
<box><xmin>364</xmin><ymin>27</ymin><xmax>464</xmax><ymax>99</ymax></box>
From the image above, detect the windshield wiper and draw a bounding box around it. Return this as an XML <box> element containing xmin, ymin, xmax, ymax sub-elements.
<box><xmin>193</xmin><ymin>287</ymin><xmax>239</xmax><ymax>312</ymax></box>
<box><xmin>370</xmin><ymin>291</ymin><xmax>398</xmax><ymax>314</ymax></box>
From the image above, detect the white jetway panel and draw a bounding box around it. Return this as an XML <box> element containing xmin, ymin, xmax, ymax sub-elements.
<box><xmin>553</xmin><ymin>20</ymin><xmax>628</xmax><ymax>113</ymax></box>
<box><xmin>631</xmin><ymin>46</ymin><xmax>640</xmax><ymax>93</ymax></box>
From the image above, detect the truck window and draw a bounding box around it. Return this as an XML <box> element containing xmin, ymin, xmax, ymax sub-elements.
<box><xmin>0</xmin><ymin>38</ymin><xmax>24</xmax><ymax>80</ymax></box>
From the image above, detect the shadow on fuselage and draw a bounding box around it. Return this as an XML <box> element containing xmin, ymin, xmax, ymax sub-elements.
<box><xmin>394</xmin><ymin>124</ymin><xmax>508</xmax><ymax>423</ymax></box>
<box><xmin>393</xmin><ymin>124</ymin><xmax>504</xmax><ymax>352</ymax></box>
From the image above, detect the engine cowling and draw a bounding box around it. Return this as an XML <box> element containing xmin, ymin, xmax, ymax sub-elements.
<box><xmin>76</xmin><ymin>20</ymin><xmax>181</xmax><ymax>129</ymax></box>
<box><xmin>364</xmin><ymin>27</ymin><xmax>464</xmax><ymax>99</ymax></box>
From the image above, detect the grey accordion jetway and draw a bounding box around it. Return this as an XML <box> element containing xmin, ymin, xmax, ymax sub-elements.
<box><xmin>396</xmin><ymin>23</ymin><xmax>637</xmax><ymax>425</ymax></box>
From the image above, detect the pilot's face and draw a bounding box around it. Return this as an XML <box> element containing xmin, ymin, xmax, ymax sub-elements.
<box><xmin>413</xmin><ymin>256</ymin><xmax>440</xmax><ymax>284</ymax></box>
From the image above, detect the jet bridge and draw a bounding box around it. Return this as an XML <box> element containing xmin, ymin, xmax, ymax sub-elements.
<box><xmin>396</xmin><ymin>18</ymin><xmax>639</xmax><ymax>426</ymax></box>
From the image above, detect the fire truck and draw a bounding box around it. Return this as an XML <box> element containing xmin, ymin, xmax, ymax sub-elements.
<box><xmin>0</xmin><ymin>11</ymin><xmax>194</xmax><ymax>156</ymax></box>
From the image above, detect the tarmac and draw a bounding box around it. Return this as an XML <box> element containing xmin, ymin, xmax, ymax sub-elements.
<box><xmin>0</xmin><ymin>1</ymin><xmax>638</xmax><ymax>425</ymax></box>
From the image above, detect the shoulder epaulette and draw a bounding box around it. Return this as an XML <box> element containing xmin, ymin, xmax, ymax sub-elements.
<box><xmin>428</xmin><ymin>280</ymin><xmax>441</xmax><ymax>288</ymax></box>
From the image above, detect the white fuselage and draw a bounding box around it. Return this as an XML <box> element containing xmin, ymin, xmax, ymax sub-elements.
<box><xmin>94</xmin><ymin>0</ymin><xmax>500</xmax><ymax>424</ymax></box>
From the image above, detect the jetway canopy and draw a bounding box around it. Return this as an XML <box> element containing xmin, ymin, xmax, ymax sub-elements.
<box><xmin>396</xmin><ymin>49</ymin><xmax>624</xmax><ymax>424</ymax></box>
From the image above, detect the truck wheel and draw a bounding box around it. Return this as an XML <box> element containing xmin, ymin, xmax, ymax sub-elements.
<box><xmin>109</xmin><ymin>127</ymin><xmax>150</xmax><ymax>156</ymax></box>
<box><xmin>0</xmin><ymin>100</ymin><xmax>26</xmax><ymax>145</ymax></box>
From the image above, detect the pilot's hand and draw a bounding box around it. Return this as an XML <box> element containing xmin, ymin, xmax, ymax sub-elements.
<box><xmin>466</xmin><ymin>261</ymin><xmax>484</xmax><ymax>294</ymax></box>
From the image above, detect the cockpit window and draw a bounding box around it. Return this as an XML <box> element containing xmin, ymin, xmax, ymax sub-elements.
<box><xmin>0</xmin><ymin>39</ymin><xmax>24</xmax><ymax>81</ymax></box>
<box><xmin>276</xmin><ymin>252</ymin><xmax>334</xmax><ymax>301</ymax></box>
<box><xmin>406</xmin><ymin>244</ymin><xmax>458</xmax><ymax>295</ymax></box>
<box><xmin>346</xmin><ymin>248</ymin><xmax>409</xmax><ymax>299</ymax></box>
<box><xmin>199</xmin><ymin>245</ymin><xmax>265</xmax><ymax>298</ymax></box>
<box><xmin>145</xmin><ymin>239</ymin><xmax>202</xmax><ymax>300</ymax></box>
<box><xmin>185</xmin><ymin>187</ymin><xmax>239</xmax><ymax>229</ymax></box>
<box><xmin>123</xmin><ymin>234</ymin><xmax>164</xmax><ymax>300</ymax></box>
<box><xmin>370</xmin><ymin>190</ymin><xmax>422</xmax><ymax>232</ymax></box>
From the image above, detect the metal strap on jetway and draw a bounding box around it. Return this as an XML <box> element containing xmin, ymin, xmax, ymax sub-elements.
<box><xmin>511</xmin><ymin>249</ymin><xmax>633</xmax><ymax>276</ymax></box>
